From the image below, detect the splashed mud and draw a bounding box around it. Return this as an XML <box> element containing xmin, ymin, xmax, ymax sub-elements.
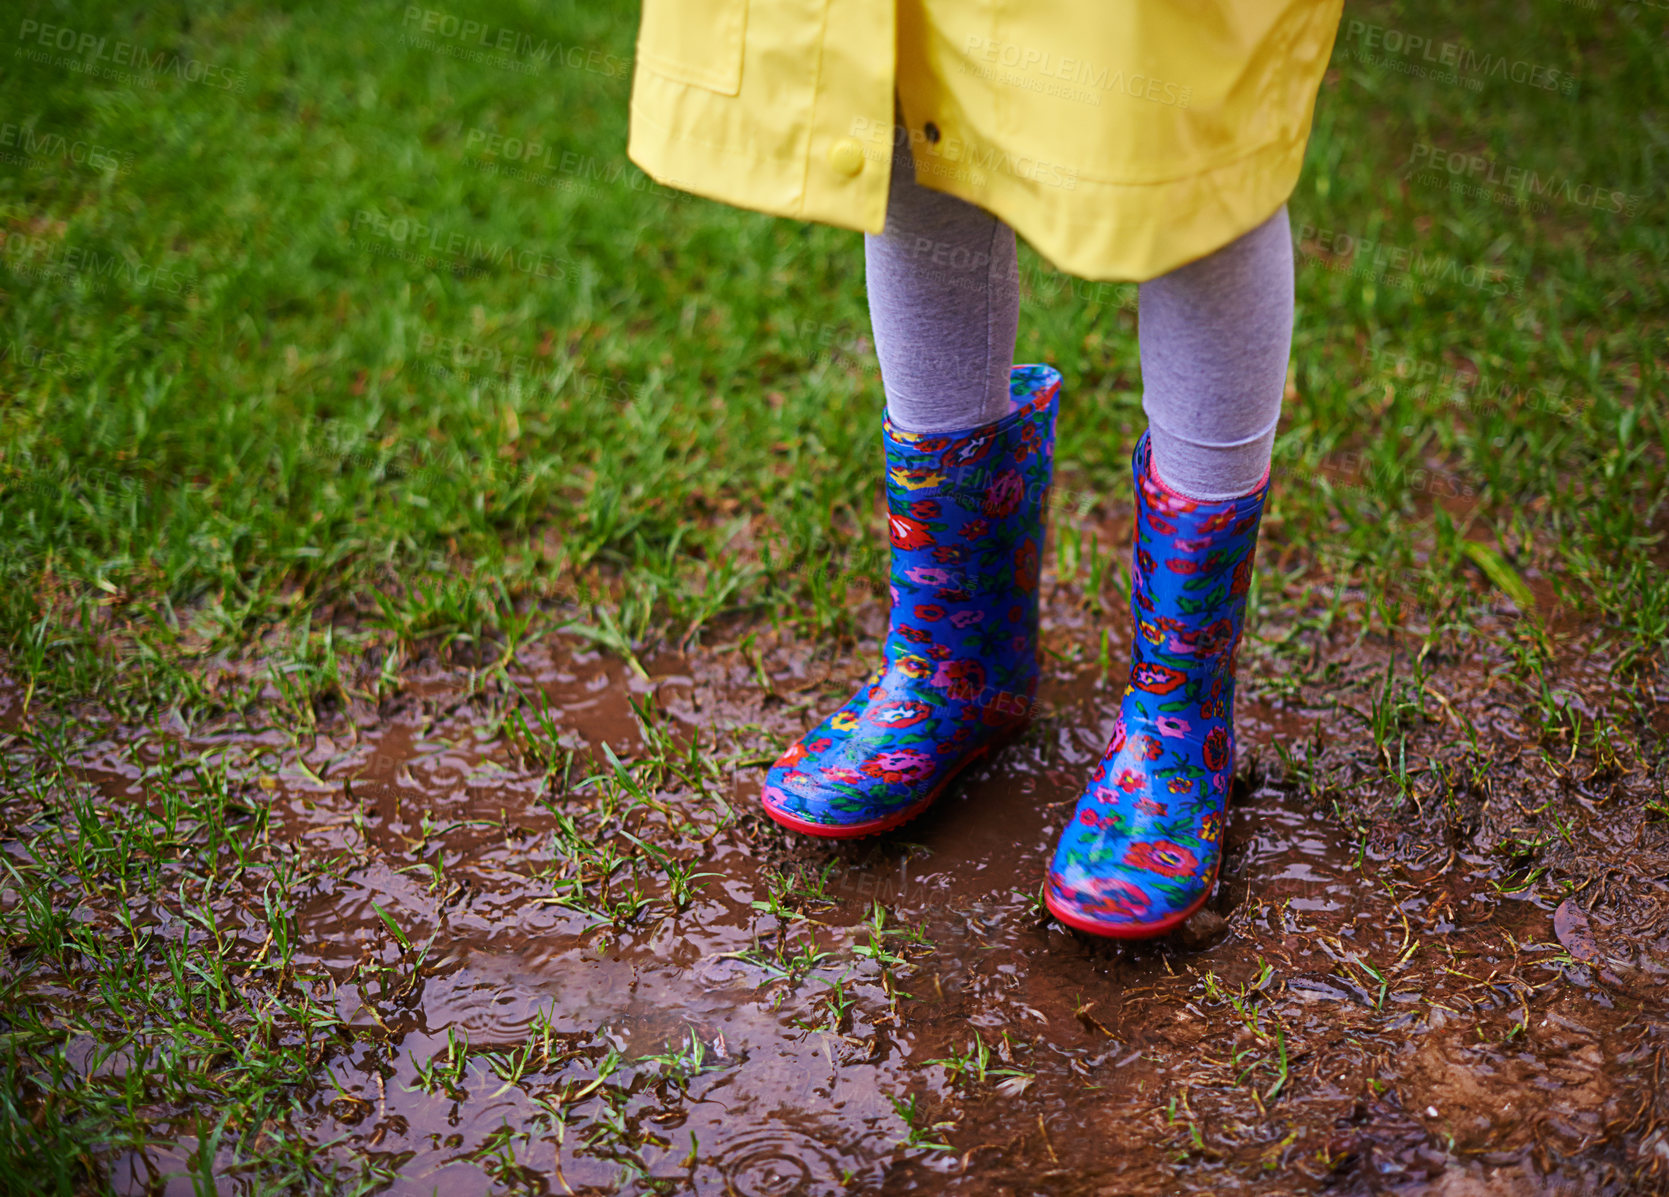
<box><xmin>3</xmin><ymin>518</ymin><xmax>1667</xmax><ymax>1195</ymax></box>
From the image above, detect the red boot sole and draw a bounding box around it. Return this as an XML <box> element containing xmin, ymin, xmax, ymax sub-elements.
<box><xmin>761</xmin><ymin>723</ymin><xmax>1027</xmax><ymax>840</ymax></box>
<box><xmin>1043</xmin><ymin>858</ymin><xmax>1221</xmax><ymax>940</ymax></box>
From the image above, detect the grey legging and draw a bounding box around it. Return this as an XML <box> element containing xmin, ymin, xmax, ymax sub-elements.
<box><xmin>864</xmin><ymin>127</ymin><xmax>1293</xmax><ymax>501</ymax></box>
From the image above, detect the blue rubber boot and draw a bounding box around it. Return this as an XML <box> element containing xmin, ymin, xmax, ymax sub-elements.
<box><xmin>762</xmin><ymin>365</ymin><xmax>1062</xmax><ymax>837</ymax></box>
<box><xmin>1045</xmin><ymin>432</ymin><xmax>1268</xmax><ymax>936</ymax></box>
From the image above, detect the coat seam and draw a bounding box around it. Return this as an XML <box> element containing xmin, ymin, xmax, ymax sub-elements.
<box><xmin>796</xmin><ymin>0</ymin><xmax>836</xmax><ymax>219</ymax></box>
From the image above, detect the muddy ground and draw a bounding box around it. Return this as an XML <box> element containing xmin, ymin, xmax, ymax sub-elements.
<box><xmin>4</xmin><ymin>503</ymin><xmax>1667</xmax><ymax>1196</ymax></box>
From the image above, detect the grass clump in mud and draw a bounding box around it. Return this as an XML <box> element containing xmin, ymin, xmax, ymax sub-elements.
<box><xmin>0</xmin><ymin>720</ymin><xmax>386</xmax><ymax>1191</ymax></box>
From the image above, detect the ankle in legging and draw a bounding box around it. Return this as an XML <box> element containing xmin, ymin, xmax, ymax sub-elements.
<box><xmin>863</xmin><ymin>129</ymin><xmax>1293</xmax><ymax>501</ymax></box>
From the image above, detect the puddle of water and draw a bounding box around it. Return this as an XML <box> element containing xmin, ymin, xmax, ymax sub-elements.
<box><xmin>7</xmin><ymin>552</ymin><xmax>1668</xmax><ymax>1195</ymax></box>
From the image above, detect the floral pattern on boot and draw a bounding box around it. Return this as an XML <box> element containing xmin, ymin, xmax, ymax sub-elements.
<box><xmin>762</xmin><ymin>365</ymin><xmax>1062</xmax><ymax>837</ymax></box>
<box><xmin>1045</xmin><ymin>432</ymin><xmax>1268</xmax><ymax>936</ymax></box>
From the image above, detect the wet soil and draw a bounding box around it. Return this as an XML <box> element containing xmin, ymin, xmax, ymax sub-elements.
<box><xmin>4</xmin><ymin>510</ymin><xmax>1668</xmax><ymax>1195</ymax></box>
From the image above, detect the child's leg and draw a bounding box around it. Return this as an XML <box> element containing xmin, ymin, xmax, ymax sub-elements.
<box><xmin>1138</xmin><ymin>206</ymin><xmax>1294</xmax><ymax>501</ymax></box>
<box><xmin>864</xmin><ymin>127</ymin><xmax>1020</xmax><ymax>433</ymax></box>
<box><xmin>1045</xmin><ymin>206</ymin><xmax>1292</xmax><ymax>938</ymax></box>
<box><xmin>761</xmin><ymin>127</ymin><xmax>1058</xmax><ymax>840</ymax></box>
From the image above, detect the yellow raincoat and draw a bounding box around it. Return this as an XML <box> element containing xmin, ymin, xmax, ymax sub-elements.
<box><xmin>628</xmin><ymin>0</ymin><xmax>1342</xmax><ymax>281</ymax></box>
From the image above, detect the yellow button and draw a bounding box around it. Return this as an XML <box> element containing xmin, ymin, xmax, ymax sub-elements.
<box><xmin>828</xmin><ymin>138</ymin><xmax>865</xmax><ymax>177</ymax></box>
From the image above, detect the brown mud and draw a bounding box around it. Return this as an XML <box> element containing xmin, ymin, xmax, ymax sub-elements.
<box><xmin>4</xmin><ymin>508</ymin><xmax>1668</xmax><ymax>1195</ymax></box>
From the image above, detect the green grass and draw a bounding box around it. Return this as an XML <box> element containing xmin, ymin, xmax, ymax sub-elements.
<box><xmin>0</xmin><ymin>0</ymin><xmax>1661</xmax><ymax>720</ymax></box>
<box><xmin>0</xmin><ymin>0</ymin><xmax>1665</xmax><ymax>1189</ymax></box>
<box><xmin>0</xmin><ymin>718</ymin><xmax>386</xmax><ymax>1192</ymax></box>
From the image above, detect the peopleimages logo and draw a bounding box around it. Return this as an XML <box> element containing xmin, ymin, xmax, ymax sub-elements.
<box><xmin>15</xmin><ymin>19</ymin><xmax>246</xmax><ymax>91</ymax></box>
<box><xmin>0</xmin><ymin>338</ymin><xmax>86</xmax><ymax>379</ymax></box>
<box><xmin>1342</xmin><ymin>19</ymin><xmax>1576</xmax><ymax>94</ymax></box>
<box><xmin>0</xmin><ymin>231</ymin><xmax>197</xmax><ymax>295</ymax></box>
<box><xmin>399</xmin><ymin>7</ymin><xmax>630</xmax><ymax>77</ymax></box>
<box><xmin>960</xmin><ymin>36</ymin><xmax>1192</xmax><ymax>109</ymax></box>
<box><xmin>1295</xmin><ymin>224</ymin><xmax>1523</xmax><ymax>297</ymax></box>
<box><xmin>849</xmin><ymin>117</ymin><xmax>1078</xmax><ymax>191</ymax></box>
<box><xmin>350</xmin><ymin>210</ymin><xmax>570</xmax><ymax>280</ymax></box>
<box><xmin>1365</xmin><ymin>345</ymin><xmax>1583</xmax><ymax>418</ymax></box>
<box><xmin>0</xmin><ymin>121</ymin><xmax>132</xmax><ymax>172</ymax></box>
<box><xmin>1406</xmin><ymin>144</ymin><xmax>1644</xmax><ymax>217</ymax></box>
